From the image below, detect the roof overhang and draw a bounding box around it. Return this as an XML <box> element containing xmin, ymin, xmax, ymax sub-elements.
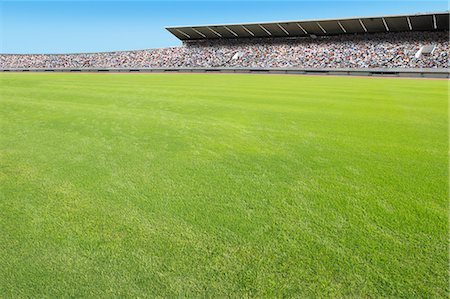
<box><xmin>166</xmin><ymin>11</ymin><xmax>449</xmax><ymax>41</ymax></box>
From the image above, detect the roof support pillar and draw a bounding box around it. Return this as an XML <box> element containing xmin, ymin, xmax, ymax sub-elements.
<box><xmin>277</xmin><ymin>23</ymin><xmax>290</xmax><ymax>35</ymax></box>
<box><xmin>406</xmin><ymin>16</ymin><xmax>413</xmax><ymax>30</ymax></box>
<box><xmin>433</xmin><ymin>15</ymin><xmax>437</xmax><ymax>29</ymax></box>
<box><xmin>192</xmin><ymin>28</ymin><xmax>206</xmax><ymax>38</ymax></box>
<box><xmin>259</xmin><ymin>24</ymin><xmax>272</xmax><ymax>36</ymax></box>
<box><xmin>296</xmin><ymin>23</ymin><xmax>308</xmax><ymax>34</ymax></box>
<box><xmin>223</xmin><ymin>26</ymin><xmax>239</xmax><ymax>37</ymax></box>
<box><xmin>317</xmin><ymin>22</ymin><xmax>327</xmax><ymax>34</ymax></box>
<box><xmin>337</xmin><ymin>21</ymin><xmax>347</xmax><ymax>33</ymax></box>
<box><xmin>207</xmin><ymin>27</ymin><xmax>222</xmax><ymax>38</ymax></box>
<box><xmin>176</xmin><ymin>29</ymin><xmax>191</xmax><ymax>39</ymax></box>
<box><xmin>382</xmin><ymin>18</ymin><xmax>389</xmax><ymax>31</ymax></box>
<box><xmin>358</xmin><ymin>19</ymin><xmax>368</xmax><ymax>32</ymax></box>
<box><xmin>241</xmin><ymin>25</ymin><xmax>255</xmax><ymax>36</ymax></box>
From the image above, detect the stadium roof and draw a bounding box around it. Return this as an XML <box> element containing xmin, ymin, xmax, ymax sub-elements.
<box><xmin>166</xmin><ymin>11</ymin><xmax>449</xmax><ymax>41</ymax></box>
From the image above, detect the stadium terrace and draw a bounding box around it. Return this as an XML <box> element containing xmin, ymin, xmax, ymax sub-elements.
<box><xmin>0</xmin><ymin>11</ymin><xmax>449</xmax><ymax>78</ymax></box>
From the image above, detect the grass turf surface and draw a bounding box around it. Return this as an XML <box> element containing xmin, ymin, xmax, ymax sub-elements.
<box><xmin>0</xmin><ymin>73</ymin><xmax>448</xmax><ymax>297</ymax></box>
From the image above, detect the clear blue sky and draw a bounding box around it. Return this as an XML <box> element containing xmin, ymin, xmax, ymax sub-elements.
<box><xmin>0</xmin><ymin>0</ymin><xmax>447</xmax><ymax>54</ymax></box>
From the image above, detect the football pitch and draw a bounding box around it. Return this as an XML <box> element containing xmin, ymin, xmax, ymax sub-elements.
<box><xmin>0</xmin><ymin>73</ymin><xmax>447</xmax><ymax>297</ymax></box>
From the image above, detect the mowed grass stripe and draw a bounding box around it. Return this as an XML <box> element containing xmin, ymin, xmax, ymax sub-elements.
<box><xmin>0</xmin><ymin>73</ymin><xmax>447</xmax><ymax>297</ymax></box>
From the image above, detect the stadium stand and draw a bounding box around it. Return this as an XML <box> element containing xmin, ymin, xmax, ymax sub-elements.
<box><xmin>0</xmin><ymin>11</ymin><xmax>448</xmax><ymax>77</ymax></box>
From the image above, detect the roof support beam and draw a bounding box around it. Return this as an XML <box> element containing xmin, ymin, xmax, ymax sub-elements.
<box><xmin>406</xmin><ymin>16</ymin><xmax>413</xmax><ymax>30</ymax></box>
<box><xmin>358</xmin><ymin>19</ymin><xmax>368</xmax><ymax>32</ymax></box>
<box><xmin>175</xmin><ymin>29</ymin><xmax>191</xmax><ymax>39</ymax></box>
<box><xmin>296</xmin><ymin>23</ymin><xmax>308</xmax><ymax>34</ymax></box>
<box><xmin>382</xmin><ymin>18</ymin><xmax>389</xmax><ymax>31</ymax></box>
<box><xmin>223</xmin><ymin>26</ymin><xmax>238</xmax><ymax>37</ymax></box>
<box><xmin>258</xmin><ymin>24</ymin><xmax>272</xmax><ymax>36</ymax></box>
<box><xmin>316</xmin><ymin>22</ymin><xmax>327</xmax><ymax>34</ymax></box>
<box><xmin>277</xmin><ymin>23</ymin><xmax>290</xmax><ymax>35</ymax></box>
<box><xmin>337</xmin><ymin>21</ymin><xmax>346</xmax><ymax>33</ymax></box>
<box><xmin>207</xmin><ymin>27</ymin><xmax>222</xmax><ymax>38</ymax></box>
<box><xmin>241</xmin><ymin>25</ymin><xmax>255</xmax><ymax>36</ymax></box>
<box><xmin>192</xmin><ymin>28</ymin><xmax>206</xmax><ymax>38</ymax></box>
<box><xmin>433</xmin><ymin>14</ymin><xmax>437</xmax><ymax>29</ymax></box>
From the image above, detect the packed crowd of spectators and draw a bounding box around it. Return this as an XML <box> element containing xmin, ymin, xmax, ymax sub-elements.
<box><xmin>1</xmin><ymin>31</ymin><xmax>448</xmax><ymax>69</ymax></box>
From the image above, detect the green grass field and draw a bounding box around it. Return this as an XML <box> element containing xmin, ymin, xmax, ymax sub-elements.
<box><xmin>0</xmin><ymin>73</ymin><xmax>448</xmax><ymax>297</ymax></box>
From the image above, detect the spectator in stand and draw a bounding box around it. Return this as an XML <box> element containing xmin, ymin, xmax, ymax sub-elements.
<box><xmin>0</xmin><ymin>31</ymin><xmax>448</xmax><ymax>69</ymax></box>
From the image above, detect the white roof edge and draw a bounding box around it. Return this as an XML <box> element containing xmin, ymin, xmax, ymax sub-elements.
<box><xmin>165</xmin><ymin>11</ymin><xmax>449</xmax><ymax>29</ymax></box>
